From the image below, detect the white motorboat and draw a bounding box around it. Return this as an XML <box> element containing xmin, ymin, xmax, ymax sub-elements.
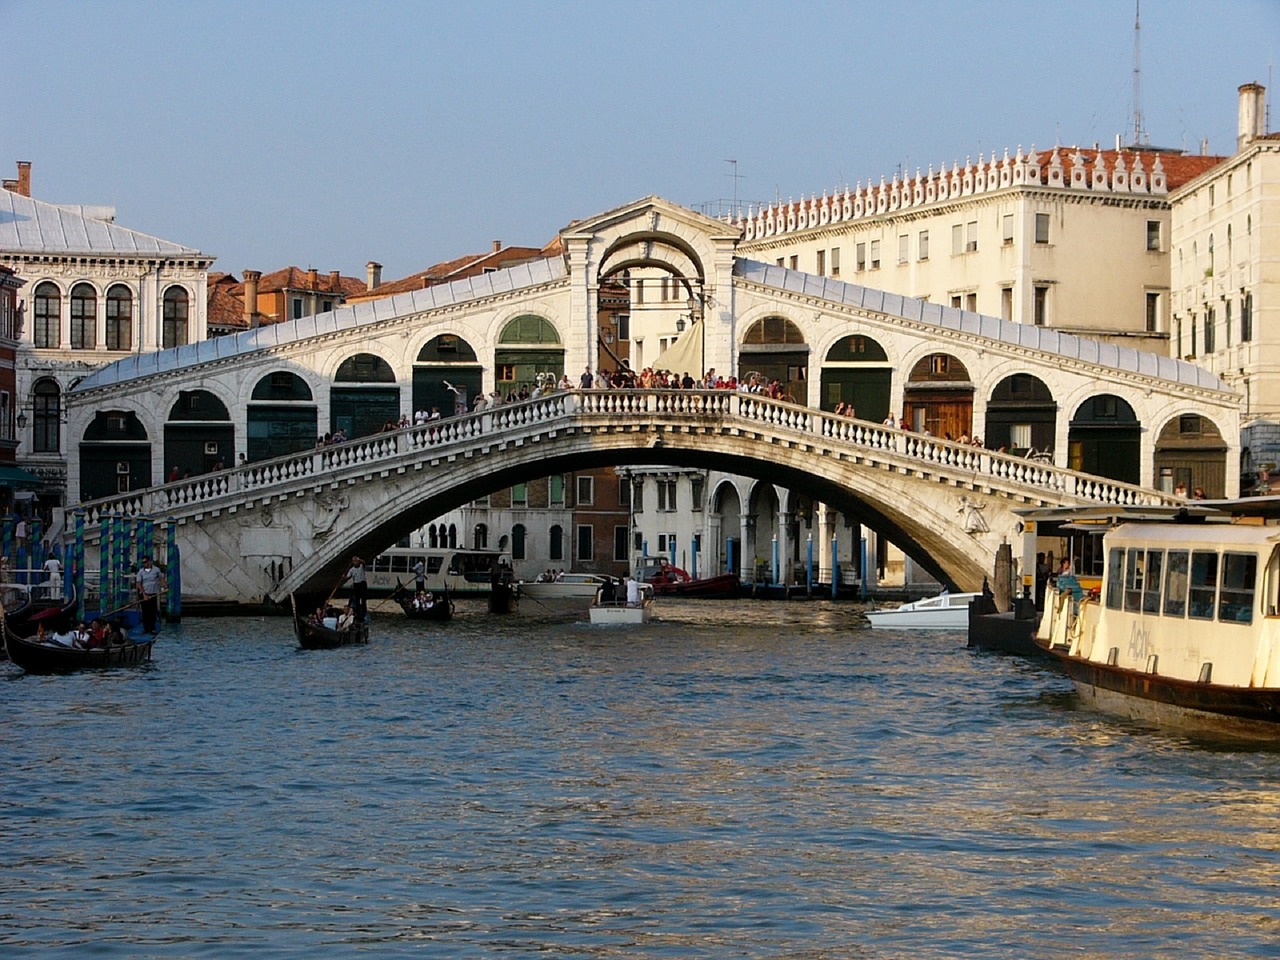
<box><xmin>519</xmin><ymin>573</ymin><xmax>608</xmax><ymax>602</ymax></box>
<box><xmin>588</xmin><ymin>583</ymin><xmax>654</xmax><ymax>625</ymax></box>
<box><xmin>864</xmin><ymin>591</ymin><xmax>981</xmax><ymax>630</ymax></box>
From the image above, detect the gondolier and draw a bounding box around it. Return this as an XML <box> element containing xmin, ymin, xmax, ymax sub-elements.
<box><xmin>135</xmin><ymin>556</ymin><xmax>165</xmax><ymax>635</ymax></box>
<box><xmin>344</xmin><ymin>556</ymin><xmax>368</xmax><ymax>620</ymax></box>
<box><xmin>413</xmin><ymin>558</ymin><xmax>426</xmax><ymax>593</ymax></box>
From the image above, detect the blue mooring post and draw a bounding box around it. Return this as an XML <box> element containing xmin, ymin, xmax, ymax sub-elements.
<box><xmin>771</xmin><ymin>536</ymin><xmax>779</xmax><ymax>586</ymax></box>
<box><xmin>806</xmin><ymin>535</ymin><xmax>814</xmax><ymax>595</ymax></box>
<box><xmin>669</xmin><ymin>539</ymin><xmax>676</xmax><ymax>567</ymax></box>
<box><xmin>860</xmin><ymin>535</ymin><xmax>869</xmax><ymax>601</ymax></box>
<box><xmin>642</xmin><ymin>539</ymin><xmax>648</xmax><ymax>560</ymax></box>
<box><xmin>727</xmin><ymin>537</ymin><xmax>736</xmax><ymax>578</ymax></box>
<box><xmin>831</xmin><ymin>536</ymin><xmax>839</xmax><ymax>600</ymax></box>
<box><xmin>691</xmin><ymin>538</ymin><xmax>699</xmax><ymax>580</ymax></box>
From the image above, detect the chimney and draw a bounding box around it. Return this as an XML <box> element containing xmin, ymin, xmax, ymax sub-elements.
<box><xmin>2</xmin><ymin>161</ymin><xmax>31</xmax><ymax>197</ymax></box>
<box><xmin>307</xmin><ymin>267</ymin><xmax>319</xmax><ymax>288</ymax></box>
<box><xmin>492</xmin><ymin>240</ymin><xmax>502</xmax><ymax>253</ymax></box>
<box><xmin>243</xmin><ymin>270</ymin><xmax>262</xmax><ymax>329</ymax></box>
<box><xmin>328</xmin><ymin>270</ymin><xmax>340</xmax><ymax>290</ymax></box>
<box><xmin>1238</xmin><ymin>82</ymin><xmax>1266</xmax><ymax>151</ymax></box>
<box><xmin>366</xmin><ymin>261</ymin><xmax>382</xmax><ymax>291</ymax></box>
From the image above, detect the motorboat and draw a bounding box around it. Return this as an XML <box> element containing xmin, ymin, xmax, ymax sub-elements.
<box><xmin>636</xmin><ymin>558</ymin><xmax>739</xmax><ymax>599</ymax></box>
<box><xmin>864</xmin><ymin>590</ymin><xmax>981</xmax><ymax>630</ymax></box>
<box><xmin>1036</xmin><ymin>498</ymin><xmax>1280</xmax><ymax>738</ymax></box>
<box><xmin>518</xmin><ymin>573</ymin><xmax>608</xmax><ymax>602</ymax></box>
<box><xmin>588</xmin><ymin>582</ymin><xmax>654</xmax><ymax>625</ymax></box>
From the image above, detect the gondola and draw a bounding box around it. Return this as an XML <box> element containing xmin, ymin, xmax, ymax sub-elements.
<box><xmin>4</xmin><ymin>584</ymin><xmax>79</xmax><ymax>640</ymax></box>
<box><xmin>291</xmin><ymin>595</ymin><xmax>369</xmax><ymax>649</ymax></box>
<box><xmin>390</xmin><ymin>580</ymin><xmax>454</xmax><ymax>621</ymax></box>
<box><xmin>3</xmin><ymin>615</ymin><xmax>154</xmax><ymax>674</ymax></box>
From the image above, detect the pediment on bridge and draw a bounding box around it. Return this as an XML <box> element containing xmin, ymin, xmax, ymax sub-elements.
<box><xmin>561</xmin><ymin>196</ymin><xmax>741</xmax><ymax>243</ymax></box>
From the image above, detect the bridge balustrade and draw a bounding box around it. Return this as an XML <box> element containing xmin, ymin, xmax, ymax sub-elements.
<box><xmin>67</xmin><ymin>388</ymin><xmax>1172</xmax><ymax>531</ymax></box>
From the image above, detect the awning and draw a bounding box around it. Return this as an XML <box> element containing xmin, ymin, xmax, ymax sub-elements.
<box><xmin>0</xmin><ymin>465</ymin><xmax>45</xmax><ymax>489</ymax></box>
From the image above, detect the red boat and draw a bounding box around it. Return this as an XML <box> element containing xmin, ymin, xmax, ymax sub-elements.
<box><xmin>637</xmin><ymin>558</ymin><xmax>739</xmax><ymax>599</ymax></box>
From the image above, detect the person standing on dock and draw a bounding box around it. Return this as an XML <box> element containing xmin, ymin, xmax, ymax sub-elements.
<box><xmin>136</xmin><ymin>556</ymin><xmax>165</xmax><ymax>635</ymax></box>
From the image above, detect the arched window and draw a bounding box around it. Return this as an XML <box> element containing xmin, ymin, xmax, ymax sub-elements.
<box><xmin>429</xmin><ymin>526</ymin><xmax>439</xmax><ymax>549</ymax></box>
<box><xmin>32</xmin><ymin>379</ymin><xmax>61</xmax><ymax>453</ymax></box>
<box><xmin>743</xmin><ymin>316</ymin><xmax>805</xmax><ymax>345</ymax></box>
<box><xmin>163</xmin><ymin>286</ymin><xmax>189</xmax><ymax>348</ymax></box>
<box><xmin>512</xmin><ymin>523</ymin><xmax>527</xmax><ymax>560</ymax></box>
<box><xmin>498</xmin><ymin>315</ymin><xmax>561</xmax><ymax>344</ymax></box>
<box><xmin>106</xmin><ymin>284</ymin><xmax>133</xmax><ymax>351</ymax></box>
<box><xmin>33</xmin><ymin>281</ymin><xmax>60</xmax><ymax>348</ymax></box>
<box><xmin>335</xmin><ymin>353</ymin><xmax>396</xmax><ymax>382</ymax></box>
<box><xmin>70</xmin><ymin>282</ymin><xmax>96</xmax><ymax>349</ymax></box>
<box><xmin>448</xmin><ymin>524</ymin><xmax>457</xmax><ymax>549</ymax></box>
<box><xmin>474</xmin><ymin>523</ymin><xmax>488</xmax><ymax>549</ymax></box>
<box><xmin>549</xmin><ymin>524</ymin><xmax>563</xmax><ymax>561</ymax></box>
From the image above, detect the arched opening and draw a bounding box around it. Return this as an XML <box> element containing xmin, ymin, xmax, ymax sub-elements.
<box><xmin>713</xmin><ymin>481</ymin><xmax>742</xmax><ymax>576</ymax></box>
<box><xmin>496</xmin><ymin>315</ymin><xmax>564</xmax><ymax>398</ymax></box>
<box><xmin>512</xmin><ymin>523</ymin><xmax>527</xmax><ymax>561</ymax></box>
<box><xmin>820</xmin><ymin>334</ymin><xmax>890</xmax><ymax>421</ymax></box>
<box><xmin>474</xmin><ymin>523</ymin><xmax>489</xmax><ymax>550</ymax></box>
<box><xmin>80</xmin><ymin>411</ymin><xmax>150</xmax><ymax>500</ymax></box>
<box><xmin>1068</xmin><ymin>394</ymin><xmax>1140</xmax><ymax>484</ymax></box>
<box><xmin>332</xmin><ymin>353</ymin><xmax>398</xmax><ymax>439</ymax></box>
<box><xmin>1153</xmin><ymin>414</ymin><xmax>1227</xmax><ymax>497</ymax></box>
<box><xmin>70</xmin><ymin>282</ymin><xmax>96</xmax><ymax>350</ymax></box>
<box><xmin>739</xmin><ymin>316</ymin><xmax>808</xmax><ymax>403</ymax></box>
<box><xmin>106</xmin><ymin>284</ymin><xmax>133</xmax><ymax>351</ymax></box>
<box><xmin>162</xmin><ymin>286</ymin><xmax>189</xmax><ymax>349</ymax></box>
<box><xmin>985</xmin><ymin>374</ymin><xmax>1057</xmax><ymax>455</ymax></box>
<box><xmin>164</xmin><ymin>389</ymin><xmax>234</xmax><ymax>477</ymax></box>
<box><xmin>248</xmin><ymin>371</ymin><xmax>317</xmax><ymax>461</ymax></box>
<box><xmin>549</xmin><ymin>523</ymin><xmax>563</xmax><ymax>561</ymax></box>
<box><xmin>746</xmin><ymin>482</ymin><xmax>780</xmax><ymax>584</ymax></box>
<box><xmin>33</xmin><ymin>281</ymin><xmax>60</xmax><ymax>348</ymax></box>
<box><xmin>903</xmin><ymin>353</ymin><xmax>973</xmax><ymax>439</ymax></box>
<box><xmin>30</xmin><ymin>378</ymin><xmax>62</xmax><ymax>454</ymax></box>
<box><xmin>414</xmin><ymin>334</ymin><xmax>482</xmax><ymax>420</ymax></box>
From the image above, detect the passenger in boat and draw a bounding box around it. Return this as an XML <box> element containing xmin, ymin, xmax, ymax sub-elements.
<box><xmin>1055</xmin><ymin>558</ymin><xmax>1083</xmax><ymax>609</ymax></box>
<box><xmin>337</xmin><ymin>607</ymin><xmax>355</xmax><ymax>632</ymax></box>
<box><xmin>86</xmin><ymin>619</ymin><xmax>110</xmax><ymax>649</ymax></box>
<box><xmin>625</xmin><ymin>576</ymin><xmax>641</xmax><ymax>607</ymax></box>
<box><xmin>107</xmin><ymin>619</ymin><xmax>128</xmax><ymax>645</ymax></box>
<box><xmin>599</xmin><ymin>578</ymin><xmax>616</xmax><ymax>604</ymax></box>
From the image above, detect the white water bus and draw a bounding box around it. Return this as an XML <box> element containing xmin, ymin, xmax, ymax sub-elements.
<box><xmin>367</xmin><ymin>547</ymin><xmax>508</xmax><ymax>597</ymax></box>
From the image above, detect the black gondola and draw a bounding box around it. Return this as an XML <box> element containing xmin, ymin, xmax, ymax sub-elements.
<box><xmin>4</xmin><ymin>585</ymin><xmax>79</xmax><ymax>640</ymax></box>
<box><xmin>390</xmin><ymin>580</ymin><xmax>454</xmax><ymax>621</ymax></box>
<box><xmin>3</xmin><ymin>616</ymin><xmax>154</xmax><ymax>674</ymax></box>
<box><xmin>291</xmin><ymin>595</ymin><xmax>369</xmax><ymax>649</ymax></box>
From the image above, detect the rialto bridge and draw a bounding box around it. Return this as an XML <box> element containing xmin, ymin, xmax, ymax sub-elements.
<box><xmin>61</xmin><ymin>196</ymin><xmax>1241</xmax><ymax>602</ymax></box>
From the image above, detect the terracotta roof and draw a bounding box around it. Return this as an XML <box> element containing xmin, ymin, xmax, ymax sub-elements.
<box><xmin>255</xmin><ymin>266</ymin><xmax>363</xmax><ymax>295</ymax></box>
<box><xmin>1039</xmin><ymin>146</ymin><xmax>1226</xmax><ymax>190</ymax></box>
<box><xmin>207</xmin><ymin>279</ymin><xmax>247</xmax><ymax>332</ymax></box>
<box><xmin>348</xmin><ymin>244</ymin><xmax>554</xmax><ymax>303</ymax></box>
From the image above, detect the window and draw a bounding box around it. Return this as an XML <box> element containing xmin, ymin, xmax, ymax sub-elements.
<box><xmin>965</xmin><ymin>221</ymin><xmax>978</xmax><ymax>252</ymax></box>
<box><xmin>952</xmin><ymin>224</ymin><xmax>964</xmax><ymax>255</ymax></box>
<box><xmin>1163</xmin><ymin>550</ymin><xmax>1189</xmax><ymax>617</ymax></box>
<box><xmin>617</xmin><ymin>478</ymin><xmax>631</xmax><ymax>507</ymax></box>
<box><xmin>1146</xmin><ymin>220</ymin><xmax>1161</xmax><ymax>251</ymax></box>
<box><xmin>1035</xmin><ymin>213</ymin><xmax>1050</xmax><ymax>244</ymax></box>
<box><xmin>1179</xmin><ymin>415</ymin><xmax>1202</xmax><ymax>435</ymax></box>
<box><xmin>1010</xmin><ymin>423</ymin><xmax>1032</xmax><ymax>449</ymax></box>
<box><xmin>33</xmin><ymin>281</ymin><xmax>60</xmax><ymax>348</ymax></box>
<box><xmin>856</xmin><ymin>243</ymin><xmax>866</xmax><ymax>271</ymax></box>
<box><xmin>576</xmin><ymin>524</ymin><xmax>594</xmax><ymax>561</ymax></box>
<box><xmin>918</xmin><ymin>230</ymin><xmax>929</xmax><ymax>261</ymax></box>
<box><xmin>512</xmin><ymin>482</ymin><xmax>528</xmax><ymax>507</ymax></box>
<box><xmin>634</xmin><ymin>279</ymin><xmax>644</xmax><ymax>304</ymax></box>
<box><xmin>632</xmin><ymin>479</ymin><xmax>644</xmax><ymax>512</ymax></box>
<box><xmin>1189</xmin><ymin>551</ymin><xmax>1218</xmax><ymax>620</ymax></box>
<box><xmin>950</xmin><ymin>295</ymin><xmax>962</xmax><ymax>309</ymax></box>
<box><xmin>1220</xmin><ymin>552</ymin><xmax>1257</xmax><ymax>623</ymax></box>
<box><xmin>690</xmin><ymin>476</ymin><xmax>704</xmax><ymax>511</ymax></box>
<box><xmin>657</xmin><ymin>478</ymin><xmax>677</xmax><ymax>512</ymax></box>
<box><xmin>816</xmin><ymin>249</ymin><xmax>825</xmax><ymax>275</ymax></box>
<box><xmin>868</xmin><ymin>241</ymin><xmax>880</xmax><ymax>269</ymax></box>
<box><xmin>1105</xmin><ymin>547</ymin><xmax>1125</xmax><ymax>609</ymax></box>
<box><xmin>1242</xmin><ymin>292</ymin><xmax>1253</xmax><ymax>342</ymax></box>
<box><xmin>577</xmin><ymin>476</ymin><xmax>594</xmax><ymax>505</ymax></box>
<box><xmin>549</xmin><ymin>524</ymin><xmax>563</xmax><ymax>561</ymax></box>
<box><xmin>614</xmin><ymin>526</ymin><xmax>629</xmax><ymax>562</ymax></box>
<box><xmin>497</xmin><ymin>363</ymin><xmax>516</xmax><ymax>381</ymax></box>
<box><xmin>930</xmin><ymin>355</ymin><xmax>949</xmax><ymax>375</ymax></box>
<box><xmin>830</xmin><ymin>247</ymin><xmax>840</xmax><ymax>277</ymax></box>
<box><xmin>789</xmin><ymin>255</ymin><xmax>798</xmax><ymax>270</ymax></box>
<box><xmin>1204</xmin><ymin>308</ymin><xmax>1215</xmax><ymax>354</ymax></box>
<box><xmin>70</xmin><ymin>282</ymin><xmax>96</xmax><ymax>349</ymax></box>
<box><xmin>512</xmin><ymin>524</ymin><xmax>526</xmax><ymax>561</ymax></box>
<box><xmin>474</xmin><ymin>523</ymin><xmax>488</xmax><ymax>549</ymax></box>
<box><xmin>291</xmin><ymin>297</ymin><xmax>303</xmax><ymax>320</ymax></box>
<box><xmin>32</xmin><ymin>379</ymin><xmax>61</xmax><ymax>453</ymax></box>
<box><xmin>1145</xmin><ymin>292</ymin><xmax>1160</xmax><ymax>333</ymax></box>
<box><xmin>965</xmin><ymin>293</ymin><xmax>977</xmax><ymax>313</ymax></box>
<box><xmin>1124</xmin><ymin>549</ymin><xmax>1144</xmax><ymax>613</ymax></box>
<box><xmin>162</xmin><ymin>287</ymin><xmax>189</xmax><ymax>349</ymax></box>
<box><xmin>1001</xmin><ymin>287</ymin><xmax>1013</xmax><ymax>321</ymax></box>
<box><xmin>1143</xmin><ymin>550</ymin><xmax>1164</xmax><ymax>614</ymax></box>
<box><xmin>1225</xmin><ymin>300</ymin><xmax>1233</xmax><ymax>348</ymax></box>
<box><xmin>898</xmin><ymin>234</ymin><xmax>908</xmax><ymax>263</ymax></box>
<box><xmin>549</xmin><ymin>474</ymin><xmax>564</xmax><ymax>505</ymax></box>
<box><xmin>1033</xmin><ymin>285</ymin><xmax>1048</xmax><ymax>326</ymax></box>
<box><xmin>1002</xmin><ymin>214</ymin><xmax>1014</xmax><ymax>245</ymax></box>
<box><xmin>106</xmin><ymin>284</ymin><xmax>132</xmax><ymax>350</ymax></box>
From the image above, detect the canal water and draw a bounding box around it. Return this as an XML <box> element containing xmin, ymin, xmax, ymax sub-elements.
<box><xmin>5</xmin><ymin>599</ymin><xmax>1280</xmax><ymax>958</ymax></box>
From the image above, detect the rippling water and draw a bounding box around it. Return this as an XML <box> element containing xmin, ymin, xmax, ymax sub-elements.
<box><xmin>5</xmin><ymin>599</ymin><xmax>1280</xmax><ymax>958</ymax></box>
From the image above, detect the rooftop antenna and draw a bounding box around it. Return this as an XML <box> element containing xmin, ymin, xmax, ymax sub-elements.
<box><xmin>724</xmin><ymin>159</ymin><xmax>743</xmax><ymax>216</ymax></box>
<box><xmin>1130</xmin><ymin>0</ymin><xmax>1146</xmax><ymax>145</ymax></box>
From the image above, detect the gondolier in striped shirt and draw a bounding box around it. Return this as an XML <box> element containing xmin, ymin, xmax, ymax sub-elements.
<box><xmin>136</xmin><ymin>556</ymin><xmax>165</xmax><ymax>635</ymax></box>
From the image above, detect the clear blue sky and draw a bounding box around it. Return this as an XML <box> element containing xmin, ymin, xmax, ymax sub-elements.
<box><xmin>3</xmin><ymin>0</ymin><xmax>1276</xmax><ymax>282</ymax></box>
